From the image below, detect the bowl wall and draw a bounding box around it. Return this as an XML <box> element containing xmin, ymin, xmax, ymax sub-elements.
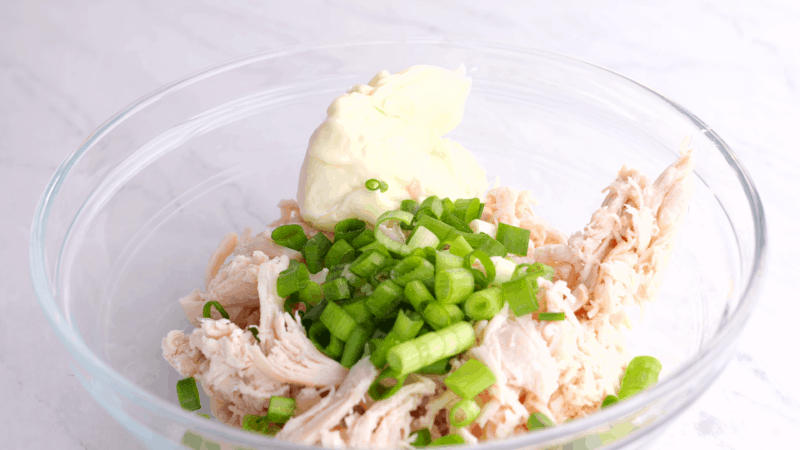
<box><xmin>31</xmin><ymin>39</ymin><xmax>764</xmax><ymax>450</ymax></box>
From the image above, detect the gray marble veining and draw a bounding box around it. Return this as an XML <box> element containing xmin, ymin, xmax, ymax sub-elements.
<box><xmin>1</xmin><ymin>0</ymin><xmax>797</xmax><ymax>448</ymax></box>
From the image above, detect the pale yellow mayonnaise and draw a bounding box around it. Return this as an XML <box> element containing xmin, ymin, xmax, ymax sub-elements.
<box><xmin>297</xmin><ymin>65</ymin><xmax>488</xmax><ymax>231</ymax></box>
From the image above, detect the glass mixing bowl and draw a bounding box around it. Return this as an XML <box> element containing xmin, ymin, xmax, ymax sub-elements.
<box><xmin>30</xmin><ymin>38</ymin><xmax>766</xmax><ymax>449</ymax></box>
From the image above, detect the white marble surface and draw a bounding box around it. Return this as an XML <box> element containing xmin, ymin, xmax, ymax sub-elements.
<box><xmin>1</xmin><ymin>0</ymin><xmax>798</xmax><ymax>448</ymax></box>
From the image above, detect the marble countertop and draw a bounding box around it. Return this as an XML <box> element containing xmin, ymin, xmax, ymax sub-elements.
<box><xmin>2</xmin><ymin>0</ymin><xmax>797</xmax><ymax>448</ymax></box>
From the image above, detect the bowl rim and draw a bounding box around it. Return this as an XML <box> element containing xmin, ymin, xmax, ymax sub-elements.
<box><xmin>29</xmin><ymin>36</ymin><xmax>767</xmax><ymax>448</ymax></box>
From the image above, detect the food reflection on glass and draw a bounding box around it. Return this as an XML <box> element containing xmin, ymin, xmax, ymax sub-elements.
<box><xmin>163</xmin><ymin>64</ymin><xmax>693</xmax><ymax>447</ymax></box>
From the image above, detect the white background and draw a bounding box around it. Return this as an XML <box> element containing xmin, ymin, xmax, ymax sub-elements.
<box><xmin>1</xmin><ymin>0</ymin><xmax>798</xmax><ymax>448</ymax></box>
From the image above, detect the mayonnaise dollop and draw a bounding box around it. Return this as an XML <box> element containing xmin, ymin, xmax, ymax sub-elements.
<box><xmin>297</xmin><ymin>65</ymin><xmax>488</xmax><ymax>231</ymax></box>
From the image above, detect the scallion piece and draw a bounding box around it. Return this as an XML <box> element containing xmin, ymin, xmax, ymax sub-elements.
<box><xmin>365</xmin><ymin>279</ymin><xmax>404</xmax><ymax>317</ymax></box>
<box><xmin>445</xmin><ymin>235</ymin><xmax>474</xmax><ymax>258</ymax></box>
<box><xmin>501</xmin><ymin>275</ymin><xmax>539</xmax><ymax>317</ymax></box>
<box><xmin>365</xmin><ymin>179</ymin><xmax>383</xmax><ymax>191</ymax></box>
<box><xmin>390</xmin><ymin>256</ymin><xmax>435</xmax><ymax>287</ymax></box>
<box><xmin>202</xmin><ymin>301</ymin><xmax>230</xmax><ymax>320</ymax></box>
<box><xmin>419</xmin><ymin>196</ymin><xmax>445</xmax><ymax>219</ymax></box>
<box><xmin>266</xmin><ymin>396</ymin><xmax>296</xmax><ymax>424</ymax></box>
<box><xmin>242</xmin><ymin>414</ymin><xmax>280</xmax><ymax>435</ymax></box>
<box><xmin>441</xmin><ymin>210</ymin><xmax>472</xmax><ymax>234</ymax></box>
<box><xmin>445</xmin><ymin>304</ymin><xmax>464</xmax><ymax>323</ymax></box>
<box><xmin>387</xmin><ymin>322</ymin><xmax>475</xmax><ymax>375</ymax></box>
<box><xmin>374</xmin><ymin>210</ymin><xmax>415</xmax><ymax>257</ymax></box>
<box><xmin>405</xmin><ymin>280</ymin><xmax>436</xmax><ymax>312</ymax></box>
<box><xmin>176</xmin><ymin>377</ymin><xmax>202</xmax><ymax>411</ymax></box>
<box><xmin>452</xmin><ymin>198</ymin><xmax>481</xmax><ymax>223</ymax></box>
<box><xmin>492</xmin><ymin>256</ymin><xmax>517</xmax><ymax>284</ymax></box>
<box><xmin>538</xmin><ymin>312</ymin><xmax>566</xmax><ymax>321</ymax></box>
<box><xmin>463</xmin><ymin>249</ymin><xmax>496</xmax><ymax>289</ymax></box>
<box><xmin>340</xmin><ymin>298</ymin><xmax>372</xmax><ymax>324</ymax></box>
<box><xmin>441</xmin><ymin>198</ymin><xmax>455</xmax><ymax>215</ymax></box>
<box><xmin>512</xmin><ymin>262</ymin><xmax>555</xmax><ymax>282</ymax></box>
<box><xmin>299</xmin><ymin>280</ymin><xmax>323</xmax><ymax>305</ymax></box>
<box><xmin>435</xmin><ymin>268</ymin><xmax>474</xmax><ymax>304</ymax></box>
<box><xmin>601</xmin><ymin>395</ymin><xmax>619</xmax><ymax>408</ymax></box>
<box><xmin>370</xmin><ymin>332</ymin><xmax>402</xmax><ymax>368</ymax></box>
<box><xmin>435</xmin><ymin>250</ymin><xmax>464</xmax><ymax>273</ymax></box>
<box><xmin>309</xmin><ymin>321</ymin><xmax>344</xmax><ymax>359</ymax></box>
<box><xmin>248</xmin><ymin>326</ymin><xmax>261</xmax><ymax>343</ymax></box>
<box><xmin>417</xmin><ymin>357</ymin><xmax>451</xmax><ymax>375</ymax></box>
<box><xmin>527</xmin><ymin>412</ymin><xmax>554</xmax><ymax>431</ymax></box>
<box><xmin>415</xmin><ymin>215</ymin><xmax>455</xmax><ymax>241</ymax></box>
<box><xmin>496</xmin><ymin>223</ymin><xmax>531</xmax><ymax>256</ymax></box>
<box><xmin>474</xmin><ymin>232</ymin><xmax>508</xmax><ymax>258</ymax></box>
<box><xmin>320</xmin><ymin>301</ymin><xmax>358</xmax><ymax>341</ymax></box>
<box><xmin>410</xmin><ymin>428</ymin><xmax>432</xmax><ymax>448</ymax></box>
<box><xmin>334</xmin><ymin>218</ymin><xmax>367</xmax><ymax>243</ymax></box>
<box><xmin>422</xmin><ymin>302</ymin><xmax>451</xmax><ymax>330</ymax></box>
<box><xmin>369</xmin><ymin>367</ymin><xmax>407</xmax><ymax>400</ymax></box>
<box><xmin>392</xmin><ymin>309</ymin><xmax>425</xmax><ymax>341</ymax></box>
<box><xmin>407</xmin><ymin>226</ymin><xmax>440</xmax><ymax>250</ymax></box>
<box><xmin>358</xmin><ymin>241</ymin><xmax>392</xmax><ymax>258</ymax></box>
<box><xmin>401</xmin><ymin>199</ymin><xmax>420</xmax><ymax>214</ymax></box>
<box><xmin>464</xmin><ymin>287</ymin><xmax>503</xmax><ymax>320</ymax></box>
<box><xmin>197</xmin><ymin>413</ymin><xmax>210</xmax><ymax>419</ymax></box>
<box><xmin>450</xmin><ymin>398</ymin><xmax>481</xmax><ymax>428</ymax></box>
<box><xmin>271</xmin><ymin>224</ymin><xmax>308</xmax><ymax>251</ymax></box>
<box><xmin>350</xmin><ymin>250</ymin><xmax>390</xmax><ymax>278</ymax></box>
<box><xmin>322</xmin><ymin>278</ymin><xmax>351</xmax><ymax>301</ymax></box>
<box><xmin>444</xmin><ymin>359</ymin><xmax>497</xmax><ymax>399</ymax></box>
<box><xmin>618</xmin><ymin>356</ymin><xmax>662</xmax><ymax>400</ymax></box>
<box><xmin>350</xmin><ymin>229</ymin><xmax>377</xmax><ymax>249</ymax></box>
<box><xmin>430</xmin><ymin>435</ymin><xmax>465</xmax><ymax>446</ymax></box>
<box><xmin>340</xmin><ymin>326</ymin><xmax>369</xmax><ymax>368</ymax></box>
<box><xmin>276</xmin><ymin>261</ymin><xmax>311</xmax><ymax>298</ymax></box>
<box><xmin>302</xmin><ymin>232</ymin><xmax>333</xmax><ymax>274</ymax></box>
<box><xmin>324</xmin><ymin>239</ymin><xmax>356</xmax><ymax>268</ymax></box>
<box><xmin>283</xmin><ymin>292</ymin><xmax>306</xmax><ymax>314</ymax></box>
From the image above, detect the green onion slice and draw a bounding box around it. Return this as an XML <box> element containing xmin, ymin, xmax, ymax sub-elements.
<box><xmin>324</xmin><ymin>239</ymin><xmax>356</xmax><ymax>269</ymax></box>
<box><xmin>276</xmin><ymin>262</ymin><xmax>311</xmax><ymax>297</ymax></box>
<box><xmin>527</xmin><ymin>412</ymin><xmax>554</xmax><ymax>431</ymax></box>
<box><xmin>463</xmin><ymin>249</ymin><xmax>496</xmax><ymax>288</ymax></box>
<box><xmin>410</xmin><ymin>428</ymin><xmax>432</xmax><ymax>447</ymax></box>
<box><xmin>435</xmin><ymin>268</ymin><xmax>475</xmax><ymax>304</ymax></box>
<box><xmin>365</xmin><ymin>179</ymin><xmax>382</xmax><ymax>191</ymax></box>
<box><xmin>430</xmin><ymin>435</ymin><xmax>466</xmax><ymax>446</ymax></box>
<box><xmin>450</xmin><ymin>398</ymin><xmax>481</xmax><ymax>427</ymax></box>
<box><xmin>248</xmin><ymin>326</ymin><xmax>261</xmax><ymax>343</ymax></box>
<box><xmin>512</xmin><ymin>262</ymin><xmax>555</xmax><ymax>282</ymax></box>
<box><xmin>368</xmin><ymin>367</ymin><xmax>408</xmax><ymax>400</ymax></box>
<box><xmin>176</xmin><ymin>377</ymin><xmax>202</xmax><ymax>411</ymax></box>
<box><xmin>601</xmin><ymin>395</ymin><xmax>619</xmax><ymax>408</ymax></box>
<box><xmin>202</xmin><ymin>301</ymin><xmax>230</xmax><ymax>320</ymax></box>
<box><xmin>496</xmin><ymin>222</ymin><xmax>531</xmax><ymax>256</ymax></box>
<box><xmin>321</xmin><ymin>278</ymin><xmax>351</xmax><ymax>302</ymax></box>
<box><xmin>390</xmin><ymin>256</ymin><xmax>435</xmax><ymax>287</ymax></box>
<box><xmin>334</xmin><ymin>218</ymin><xmax>367</xmax><ymax>243</ymax></box>
<box><xmin>374</xmin><ymin>210</ymin><xmax>414</xmax><ymax>257</ymax></box>
<box><xmin>417</xmin><ymin>357</ymin><xmax>451</xmax><ymax>375</ymax></box>
<box><xmin>271</xmin><ymin>224</ymin><xmax>308</xmax><ymax>251</ymax></box>
<box><xmin>387</xmin><ymin>322</ymin><xmax>475</xmax><ymax>375</ymax></box>
<box><xmin>302</xmin><ymin>232</ymin><xmax>333</xmax><ymax>274</ymax></box>
<box><xmin>538</xmin><ymin>312</ymin><xmax>566</xmax><ymax>321</ymax></box>
<box><xmin>266</xmin><ymin>396</ymin><xmax>296</xmax><ymax>423</ymax></box>
<box><xmin>444</xmin><ymin>359</ymin><xmax>497</xmax><ymax>400</ymax></box>
<box><xmin>404</xmin><ymin>280</ymin><xmax>436</xmax><ymax>312</ymax></box>
<box><xmin>463</xmin><ymin>287</ymin><xmax>503</xmax><ymax>321</ymax></box>
<box><xmin>320</xmin><ymin>301</ymin><xmax>358</xmax><ymax>341</ymax></box>
<box><xmin>365</xmin><ymin>279</ymin><xmax>404</xmax><ymax>317</ymax></box>
<box><xmin>501</xmin><ymin>275</ymin><xmax>539</xmax><ymax>317</ymax></box>
<box><xmin>340</xmin><ymin>326</ymin><xmax>369</xmax><ymax>368</ymax></box>
<box><xmin>618</xmin><ymin>356</ymin><xmax>662</xmax><ymax>400</ymax></box>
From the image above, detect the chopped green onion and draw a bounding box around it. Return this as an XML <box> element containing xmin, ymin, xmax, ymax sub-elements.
<box><xmin>392</xmin><ymin>309</ymin><xmax>424</xmax><ymax>341</ymax></box>
<box><xmin>474</xmin><ymin>232</ymin><xmax>508</xmax><ymax>258</ymax></box>
<box><xmin>405</xmin><ymin>280</ymin><xmax>436</xmax><ymax>312</ymax></box>
<box><xmin>407</xmin><ymin>226</ymin><xmax>440</xmax><ymax>250</ymax></box>
<box><xmin>496</xmin><ymin>223</ymin><xmax>531</xmax><ymax>256</ymax></box>
<box><xmin>379</xmin><ymin>181</ymin><xmax>389</xmax><ymax>192</ymax></box>
<box><xmin>176</xmin><ymin>377</ymin><xmax>202</xmax><ymax>411</ymax></box>
<box><xmin>374</xmin><ymin>210</ymin><xmax>414</xmax><ymax>257</ymax></box>
<box><xmin>326</xmin><ymin>264</ymin><xmax>348</xmax><ymax>282</ymax></box>
<box><xmin>309</xmin><ymin>321</ymin><xmax>344</xmax><ymax>359</ymax></box>
<box><xmin>430</xmin><ymin>435</ymin><xmax>465</xmax><ymax>446</ymax></box>
<box><xmin>277</xmin><ymin>261</ymin><xmax>311</xmax><ymax>297</ymax></box>
<box><xmin>441</xmin><ymin>210</ymin><xmax>472</xmax><ymax>234</ymax></box>
<box><xmin>435</xmin><ymin>269</ymin><xmax>474</xmax><ymax>304</ymax></box>
<box><xmin>435</xmin><ymin>250</ymin><xmax>464</xmax><ymax>273</ymax></box>
<box><xmin>322</xmin><ymin>278</ymin><xmax>351</xmax><ymax>301</ymax></box>
<box><xmin>445</xmin><ymin>304</ymin><xmax>465</xmax><ymax>323</ymax></box>
<box><xmin>368</xmin><ymin>338</ymin><xmax>382</xmax><ymax>356</ymax></box>
<box><xmin>463</xmin><ymin>250</ymin><xmax>496</xmax><ymax>288</ymax></box>
<box><xmin>267</xmin><ymin>396</ymin><xmax>296</xmax><ymax>423</ymax></box>
<box><xmin>444</xmin><ymin>359</ymin><xmax>497</xmax><ymax>400</ymax></box>
<box><xmin>271</xmin><ymin>224</ymin><xmax>308</xmax><ymax>251</ymax></box>
<box><xmin>340</xmin><ymin>326</ymin><xmax>369</xmax><ymax>368</ymax></box>
<box><xmin>390</xmin><ymin>256</ymin><xmax>435</xmax><ymax>287</ymax></box>
<box><xmin>527</xmin><ymin>412</ymin><xmax>554</xmax><ymax>431</ymax></box>
<box><xmin>501</xmin><ymin>275</ymin><xmax>540</xmax><ymax>317</ymax></box>
<box><xmin>202</xmin><ymin>301</ymin><xmax>230</xmax><ymax>320</ymax></box>
<box><xmin>342</xmin><ymin>264</ymin><xmax>368</xmax><ymax>289</ymax></box>
<box><xmin>369</xmin><ymin>367</ymin><xmax>408</xmax><ymax>400</ymax></box>
<box><xmin>340</xmin><ymin>298</ymin><xmax>373</xmax><ymax>323</ymax></box>
<box><xmin>422</xmin><ymin>302</ymin><xmax>451</xmax><ymax>330</ymax></box>
<box><xmin>283</xmin><ymin>293</ymin><xmax>306</xmax><ymax>314</ymax></box>
<box><xmin>324</xmin><ymin>239</ymin><xmax>356</xmax><ymax>268</ymax></box>
<box><xmin>365</xmin><ymin>179</ymin><xmax>383</xmax><ymax>191</ymax></box>
<box><xmin>248</xmin><ymin>326</ymin><xmax>260</xmax><ymax>343</ymax></box>
<box><xmin>512</xmin><ymin>262</ymin><xmax>555</xmax><ymax>282</ymax></box>
<box><xmin>320</xmin><ymin>301</ymin><xmax>358</xmax><ymax>341</ymax></box>
<box><xmin>452</xmin><ymin>198</ymin><xmax>482</xmax><ymax>224</ymax></box>
<box><xmin>350</xmin><ymin>250</ymin><xmax>390</xmax><ymax>278</ymax></box>
<box><xmin>302</xmin><ymin>232</ymin><xmax>333</xmax><ymax>274</ymax></box>
<box><xmin>618</xmin><ymin>356</ymin><xmax>662</xmax><ymax>400</ymax></box>
<box><xmin>299</xmin><ymin>280</ymin><xmax>323</xmax><ymax>305</ymax></box>
<box><xmin>334</xmin><ymin>218</ymin><xmax>367</xmax><ymax>243</ymax></box>
<box><xmin>445</xmin><ymin>235</ymin><xmax>474</xmax><ymax>257</ymax></box>
<box><xmin>441</xmin><ymin>198</ymin><xmax>455</xmax><ymax>215</ymax></box>
<box><xmin>302</xmin><ymin>299</ymin><xmax>327</xmax><ymax>328</ymax></box>
<box><xmin>417</xmin><ymin>357</ymin><xmax>451</xmax><ymax>375</ymax></box>
<box><xmin>601</xmin><ymin>395</ymin><xmax>619</xmax><ymax>408</ymax></box>
<box><xmin>416</xmin><ymin>215</ymin><xmax>455</xmax><ymax>241</ymax></box>
<box><xmin>450</xmin><ymin>398</ymin><xmax>481</xmax><ymax>427</ymax></box>
<box><xmin>196</xmin><ymin>413</ymin><xmax>210</xmax><ymax>419</ymax></box>
<box><xmin>492</xmin><ymin>256</ymin><xmax>517</xmax><ymax>284</ymax></box>
<box><xmin>464</xmin><ymin>287</ymin><xmax>503</xmax><ymax>321</ymax></box>
<box><xmin>358</xmin><ymin>241</ymin><xmax>392</xmax><ymax>258</ymax></box>
<box><xmin>538</xmin><ymin>312</ymin><xmax>566</xmax><ymax>321</ymax></box>
<box><xmin>400</xmin><ymin>200</ymin><xmax>420</xmax><ymax>230</ymax></box>
<box><xmin>410</xmin><ymin>429</ymin><xmax>432</xmax><ymax>448</ymax></box>
<box><xmin>365</xmin><ymin>279</ymin><xmax>404</xmax><ymax>317</ymax></box>
<box><xmin>242</xmin><ymin>414</ymin><xmax>280</xmax><ymax>435</ymax></box>
<box><xmin>387</xmin><ymin>322</ymin><xmax>476</xmax><ymax>375</ymax></box>
<box><xmin>350</xmin><ymin>229</ymin><xmax>377</xmax><ymax>249</ymax></box>
<box><xmin>369</xmin><ymin>332</ymin><xmax>402</xmax><ymax>368</ymax></box>
<box><xmin>325</xmin><ymin>335</ymin><xmax>344</xmax><ymax>359</ymax></box>
<box><xmin>419</xmin><ymin>196</ymin><xmax>445</xmax><ymax>219</ymax></box>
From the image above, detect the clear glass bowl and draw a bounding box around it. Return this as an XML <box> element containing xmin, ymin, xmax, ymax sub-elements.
<box><xmin>30</xmin><ymin>38</ymin><xmax>766</xmax><ymax>449</ymax></box>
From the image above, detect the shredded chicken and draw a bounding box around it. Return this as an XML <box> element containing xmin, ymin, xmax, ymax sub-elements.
<box><xmin>482</xmin><ymin>187</ymin><xmax>567</xmax><ymax>254</ymax></box>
